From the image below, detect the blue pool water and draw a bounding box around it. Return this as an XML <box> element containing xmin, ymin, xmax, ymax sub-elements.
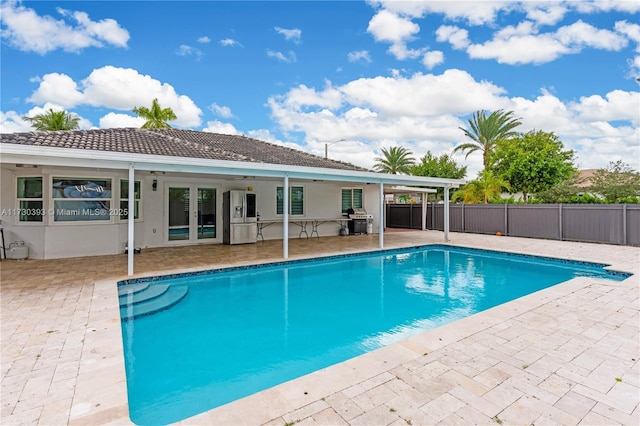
<box><xmin>119</xmin><ymin>245</ymin><xmax>629</xmax><ymax>425</ymax></box>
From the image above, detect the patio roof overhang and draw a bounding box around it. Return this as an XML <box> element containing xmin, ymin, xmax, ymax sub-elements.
<box><xmin>1</xmin><ymin>143</ymin><xmax>463</xmax><ymax>275</ymax></box>
<box><xmin>0</xmin><ymin>143</ymin><xmax>464</xmax><ymax>188</ymax></box>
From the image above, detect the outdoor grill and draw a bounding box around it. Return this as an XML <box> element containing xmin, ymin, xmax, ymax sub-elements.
<box><xmin>347</xmin><ymin>208</ymin><xmax>373</xmax><ymax>235</ymax></box>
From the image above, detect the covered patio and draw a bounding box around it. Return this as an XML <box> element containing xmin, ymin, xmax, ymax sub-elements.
<box><xmin>0</xmin><ymin>129</ymin><xmax>464</xmax><ymax>276</ymax></box>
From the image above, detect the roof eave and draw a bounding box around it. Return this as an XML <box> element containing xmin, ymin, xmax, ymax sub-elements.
<box><xmin>0</xmin><ymin>143</ymin><xmax>464</xmax><ymax>188</ymax></box>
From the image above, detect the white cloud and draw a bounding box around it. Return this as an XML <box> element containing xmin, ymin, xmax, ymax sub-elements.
<box><xmin>202</xmin><ymin>120</ymin><xmax>242</xmax><ymax>135</ymax></box>
<box><xmin>0</xmin><ymin>1</ymin><xmax>129</xmax><ymax>54</ymax></box>
<box><xmin>210</xmin><ymin>103</ymin><xmax>235</xmax><ymax>119</ymax></box>
<box><xmin>435</xmin><ymin>25</ymin><xmax>470</xmax><ymax>50</ymax></box>
<box><xmin>368</xmin><ymin>0</ymin><xmax>508</xmax><ymax>25</ymax></box>
<box><xmin>571</xmin><ymin>90</ymin><xmax>640</xmax><ymax>125</ymax></box>
<box><xmin>284</xmin><ymin>83</ymin><xmax>342</xmax><ymax>110</ymax></box>
<box><xmin>574</xmin><ymin>1</ymin><xmax>640</xmax><ymax>14</ymax></box>
<box><xmin>422</xmin><ymin>51</ymin><xmax>444</xmax><ymax>69</ymax></box>
<box><xmin>555</xmin><ymin>20</ymin><xmax>628</xmax><ymax>50</ymax></box>
<box><xmin>27</xmin><ymin>66</ymin><xmax>202</xmax><ymax>128</ymax></box>
<box><xmin>466</xmin><ymin>20</ymin><xmax>627</xmax><ymax>65</ymax></box>
<box><xmin>26</xmin><ymin>73</ymin><xmax>84</xmax><ymax>108</ymax></box>
<box><xmin>615</xmin><ymin>20</ymin><xmax>640</xmax><ymax>50</ymax></box>
<box><xmin>367</xmin><ymin>9</ymin><xmax>418</xmax><ymax>44</ymax></box>
<box><xmin>267</xmin><ymin>70</ymin><xmax>639</xmax><ymax>174</ymax></box>
<box><xmin>197</xmin><ymin>36</ymin><xmax>211</xmax><ymax>44</ymax></box>
<box><xmin>522</xmin><ymin>3</ymin><xmax>568</xmax><ymax>26</ymax></box>
<box><xmin>347</xmin><ymin>50</ymin><xmax>372</xmax><ymax>63</ymax></box>
<box><xmin>98</xmin><ymin>112</ymin><xmax>144</xmax><ymax>129</ymax></box>
<box><xmin>246</xmin><ymin>129</ymin><xmax>305</xmax><ymax>151</ymax></box>
<box><xmin>220</xmin><ymin>38</ymin><xmax>242</xmax><ymax>47</ymax></box>
<box><xmin>615</xmin><ymin>20</ymin><xmax>640</xmax><ymax>77</ymax></box>
<box><xmin>340</xmin><ymin>69</ymin><xmax>508</xmax><ymax>117</ymax></box>
<box><xmin>0</xmin><ymin>110</ymin><xmax>35</xmax><ymax>133</ymax></box>
<box><xmin>176</xmin><ymin>44</ymin><xmax>202</xmax><ymax>60</ymax></box>
<box><xmin>367</xmin><ymin>9</ymin><xmax>424</xmax><ymax>60</ymax></box>
<box><xmin>266</xmin><ymin>49</ymin><xmax>297</xmax><ymax>63</ymax></box>
<box><xmin>274</xmin><ymin>27</ymin><xmax>302</xmax><ymax>43</ymax></box>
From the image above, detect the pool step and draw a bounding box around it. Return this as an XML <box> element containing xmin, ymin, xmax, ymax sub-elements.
<box><xmin>117</xmin><ymin>282</ymin><xmax>149</xmax><ymax>297</ymax></box>
<box><xmin>120</xmin><ymin>285</ymin><xmax>189</xmax><ymax>321</ymax></box>
<box><xmin>118</xmin><ymin>284</ymin><xmax>170</xmax><ymax>306</ymax></box>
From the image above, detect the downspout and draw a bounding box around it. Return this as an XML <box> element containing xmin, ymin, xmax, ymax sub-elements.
<box><xmin>127</xmin><ymin>164</ymin><xmax>135</xmax><ymax>276</ymax></box>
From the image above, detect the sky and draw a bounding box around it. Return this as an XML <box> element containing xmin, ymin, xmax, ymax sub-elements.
<box><xmin>1</xmin><ymin>0</ymin><xmax>639</xmax><ymax>177</ymax></box>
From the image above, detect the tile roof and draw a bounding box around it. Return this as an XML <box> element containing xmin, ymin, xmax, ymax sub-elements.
<box><xmin>0</xmin><ymin>128</ymin><xmax>371</xmax><ymax>172</ymax></box>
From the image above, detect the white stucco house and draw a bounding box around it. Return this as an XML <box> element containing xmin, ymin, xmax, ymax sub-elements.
<box><xmin>0</xmin><ymin>128</ymin><xmax>463</xmax><ymax>275</ymax></box>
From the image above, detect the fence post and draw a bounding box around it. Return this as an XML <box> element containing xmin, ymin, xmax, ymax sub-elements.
<box><xmin>623</xmin><ymin>204</ymin><xmax>627</xmax><ymax>245</ymax></box>
<box><xmin>504</xmin><ymin>204</ymin><xmax>508</xmax><ymax>235</ymax></box>
<box><xmin>461</xmin><ymin>203</ymin><xmax>465</xmax><ymax>233</ymax></box>
<box><xmin>558</xmin><ymin>203</ymin><xmax>563</xmax><ymax>241</ymax></box>
<box><xmin>431</xmin><ymin>201</ymin><xmax>435</xmax><ymax>230</ymax></box>
<box><xmin>409</xmin><ymin>204</ymin><xmax>413</xmax><ymax>229</ymax></box>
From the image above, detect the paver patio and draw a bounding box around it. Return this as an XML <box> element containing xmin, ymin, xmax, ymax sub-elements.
<box><xmin>1</xmin><ymin>231</ymin><xmax>638</xmax><ymax>425</ymax></box>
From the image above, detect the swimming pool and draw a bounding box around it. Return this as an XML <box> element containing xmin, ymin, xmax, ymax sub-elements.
<box><xmin>119</xmin><ymin>244</ymin><xmax>629</xmax><ymax>425</ymax></box>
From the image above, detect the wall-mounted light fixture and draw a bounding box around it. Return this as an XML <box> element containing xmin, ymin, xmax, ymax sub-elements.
<box><xmin>152</xmin><ymin>179</ymin><xmax>158</xmax><ymax>191</ymax></box>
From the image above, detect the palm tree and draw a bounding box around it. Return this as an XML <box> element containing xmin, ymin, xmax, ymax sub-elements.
<box><xmin>452</xmin><ymin>170</ymin><xmax>511</xmax><ymax>204</ymax></box>
<box><xmin>453</xmin><ymin>109</ymin><xmax>522</xmax><ymax>169</ymax></box>
<box><xmin>373</xmin><ymin>146</ymin><xmax>415</xmax><ymax>174</ymax></box>
<box><xmin>132</xmin><ymin>98</ymin><xmax>177</xmax><ymax>129</ymax></box>
<box><xmin>23</xmin><ymin>109</ymin><xmax>80</xmax><ymax>131</ymax></box>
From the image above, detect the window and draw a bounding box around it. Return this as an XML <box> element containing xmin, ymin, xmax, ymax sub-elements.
<box><xmin>52</xmin><ymin>177</ymin><xmax>112</xmax><ymax>222</ymax></box>
<box><xmin>119</xmin><ymin>180</ymin><xmax>141</xmax><ymax>220</ymax></box>
<box><xmin>276</xmin><ymin>186</ymin><xmax>304</xmax><ymax>215</ymax></box>
<box><xmin>341</xmin><ymin>188</ymin><xmax>363</xmax><ymax>213</ymax></box>
<box><xmin>16</xmin><ymin>177</ymin><xmax>43</xmax><ymax>222</ymax></box>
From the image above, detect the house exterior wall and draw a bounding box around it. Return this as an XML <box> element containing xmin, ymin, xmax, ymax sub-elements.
<box><xmin>1</xmin><ymin>165</ymin><xmax>382</xmax><ymax>259</ymax></box>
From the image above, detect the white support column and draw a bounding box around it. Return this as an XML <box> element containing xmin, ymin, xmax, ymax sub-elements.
<box><xmin>443</xmin><ymin>185</ymin><xmax>450</xmax><ymax>242</ymax></box>
<box><xmin>283</xmin><ymin>175</ymin><xmax>289</xmax><ymax>259</ymax></box>
<box><xmin>379</xmin><ymin>182</ymin><xmax>384</xmax><ymax>248</ymax></box>
<box><xmin>127</xmin><ymin>164</ymin><xmax>135</xmax><ymax>276</ymax></box>
<box><xmin>421</xmin><ymin>192</ymin><xmax>427</xmax><ymax>231</ymax></box>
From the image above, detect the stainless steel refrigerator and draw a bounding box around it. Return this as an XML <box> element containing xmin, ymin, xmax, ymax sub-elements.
<box><xmin>223</xmin><ymin>190</ymin><xmax>257</xmax><ymax>244</ymax></box>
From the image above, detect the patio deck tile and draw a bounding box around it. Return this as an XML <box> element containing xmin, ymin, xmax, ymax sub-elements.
<box><xmin>0</xmin><ymin>231</ymin><xmax>638</xmax><ymax>425</ymax></box>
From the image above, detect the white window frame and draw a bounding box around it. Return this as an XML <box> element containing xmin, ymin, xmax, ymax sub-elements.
<box><xmin>14</xmin><ymin>175</ymin><xmax>44</xmax><ymax>225</ymax></box>
<box><xmin>117</xmin><ymin>179</ymin><xmax>143</xmax><ymax>222</ymax></box>
<box><xmin>341</xmin><ymin>187</ymin><xmax>364</xmax><ymax>213</ymax></box>
<box><xmin>276</xmin><ymin>185</ymin><xmax>305</xmax><ymax>216</ymax></box>
<box><xmin>49</xmin><ymin>176</ymin><xmax>114</xmax><ymax>225</ymax></box>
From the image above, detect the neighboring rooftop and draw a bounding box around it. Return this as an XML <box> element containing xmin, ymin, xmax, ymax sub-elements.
<box><xmin>577</xmin><ymin>169</ymin><xmax>597</xmax><ymax>188</ymax></box>
<box><xmin>0</xmin><ymin>128</ymin><xmax>370</xmax><ymax>172</ymax></box>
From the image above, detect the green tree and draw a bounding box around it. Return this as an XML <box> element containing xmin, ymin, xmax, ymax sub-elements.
<box><xmin>452</xmin><ymin>170</ymin><xmax>511</xmax><ymax>204</ymax></box>
<box><xmin>23</xmin><ymin>108</ymin><xmax>80</xmax><ymax>131</ymax></box>
<box><xmin>529</xmin><ymin>175</ymin><xmax>584</xmax><ymax>203</ymax></box>
<box><xmin>491</xmin><ymin>130</ymin><xmax>576</xmax><ymax>203</ymax></box>
<box><xmin>373</xmin><ymin>146</ymin><xmax>415</xmax><ymax>174</ymax></box>
<box><xmin>410</xmin><ymin>151</ymin><xmax>467</xmax><ymax>179</ymax></box>
<box><xmin>410</xmin><ymin>151</ymin><xmax>467</xmax><ymax>200</ymax></box>
<box><xmin>589</xmin><ymin>160</ymin><xmax>640</xmax><ymax>203</ymax></box>
<box><xmin>453</xmin><ymin>109</ymin><xmax>522</xmax><ymax>169</ymax></box>
<box><xmin>132</xmin><ymin>98</ymin><xmax>177</xmax><ymax>129</ymax></box>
